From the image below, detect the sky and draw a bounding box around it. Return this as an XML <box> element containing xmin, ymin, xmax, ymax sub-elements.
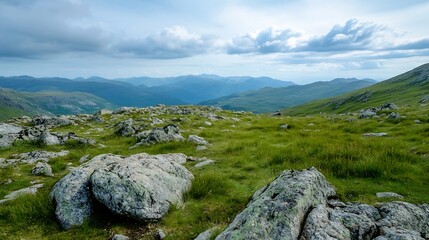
<box><xmin>0</xmin><ymin>0</ymin><xmax>428</xmax><ymax>84</ymax></box>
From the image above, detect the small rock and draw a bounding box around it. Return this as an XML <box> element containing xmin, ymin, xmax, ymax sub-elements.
<box><xmin>414</xmin><ymin>120</ymin><xmax>421</xmax><ymax>124</ymax></box>
<box><xmin>194</xmin><ymin>227</ymin><xmax>218</xmax><ymax>240</ymax></box>
<box><xmin>194</xmin><ymin>159</ymin><xmax>215</xmax><ymax>168</ymax></box>
<box><xmin>32</xmin><ymin>162</ymin><xmax>54</xmax><ymax>177</ymax></box>
<box><xmin>112</xmin><ymin>234</ymin><xmax>129</xmax><ymax>240</ymax></box>
<box><xmin>0</xmin><ymin>184</ymin><xmax>44</xmax><ymax>204</ymax></box>
<box><xmin>188</xmin><ymin>135</ymin><xmax>209</xmax><ymax>145</ymax></box>
<box><xmin>156</xmin><ymin>229</ymin><xmax>166</xmax><ymax>240</ymax></box>
<box><xmin>196</xmin><ymin>145</ymin><xmax>208</xmax><ymax>151</ymax></box>
<box><xmin>279</xmin><ymin>124</ymin><xmax>289</xmax><ymax>129</ymax></box>
<box><xmin>327</xmin><ymin>199</ymin><xmax>347</xmax><ymax>208</ymax></box>
<box><xmin>363</xmin><ymin>132</ymin><xmax>388</xmax><ymax>137</ymax></box>
<box><xmin>376</xmin><ymin>192</ymin><xmax>404</xmax><ymax>199</ymax></box>
<box><xmin>379</xmin><ymin>103</ymin><xmax>399</xmax><ymax>111</ymax></box>
<box><xmin>386</xmin><ymin>112</ymin><xmax>401</xmax><ymax>120</ymax></box>
<box><xmin>79</xmin><ymin>154</ymin><xmax>90</xmax><ymax>163</ymax></box>
<box><xmin>95</xmin><ymin>109</ymin><xmax>112</xmax><ymax>115</ymax></box>
<box><xmin>359</xmin><ymin>108</ymin><xmax>377</xmax><ymax>119</ymax></box>
<box><xmin>204</xmin><ymin>121</ymin><xmax>212</xmax><ymax>126</ymax></box>
<box><xmin>115</xmin><ymin>118</ymin><xmax>136</xmax><ymax>137</ymax></box>
<box><xmin>141</xmin><ymin>124</ymin><xmax>184</xmax><ymax>145</ymax></box>
<box><xmin>271</xmin><ymin>111</ymin><xmax>282</xmax><ymax>117</ymax></box>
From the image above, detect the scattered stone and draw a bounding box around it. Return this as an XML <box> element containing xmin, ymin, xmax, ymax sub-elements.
<box><xmin>419</xmin><ymin>95</ymin><xmax>429</xmax><ymax>104</ymax></box>
<box><xmin>376</xmin><ymin>192</ymin><xmax>404</xmax><ymax>199</ymax></box>
<box><xmin>279</xmin><ymin>124</ymin><xmax>289</xmax><ymax>129</ymax></box>
<box><xmin>32</xmin><ymin>162</ymin><xmax>54</xmax><ymax>177</ymax></box>
<box><xmin>140</xmin><ymin>124</ymin><xmax>184</xmax><ymax>145</ymax></box>
<box><xmin>204</xmin><ymin>121</ymin><xmax>212</xmax><ymax>126</ymax></box>
<box><xmin>215</xmin><ymin>167</ymin><xmax>336</xmax><ymax>239</ymax></box>
<box><xmin>151</xmin><ymin>117</ymin><xmax>164</xmax><ymax>125</ymax></box>
<box><xmin>95</xmin><ymin>109</ymin><xmax>112</xmax><ymax>115</ymax></box>
<box><xmin>415</xmin><ymin>120</ymin><xmax>421</xmax><ymax>124</ymax></box>
<box><xmin>194</xmin><ymin>159</ymin><xmax>215</xmax><ymax>168</ymax></box>
<box><xmin>156</xmin><ymin>229</ymin><xmax>166</xmax><ymax>240</ymax></box>
<box><xmin>115</xmin><ymin>118</ymin><xmax>136</xmax><ymax>137</ymax></box>
<box><xmin>379</xmin><ymin>103</ymin><xmax>399</xmax><ymax>111</ymax></box>
<box><xmin>196</xmin><ymin>145</ymin><xmax>208</xmax><ymax>151</ymax></box>
<box><xmin>112</xmin><ymin>234</ymin><xmax>129</xmax><ymax>240</ymax></box>
<box><xmin>79</xmin><ymin>154</ymin><xmax>90</xmax><ymax>163</ymax></box>
<box><xmin>90</xmin><ymin>115</ymin><xmax>103</xmax><ymax>123</ymax></box>
<box><xmin>271</xmin><ymin>111</ymin><xmax>282</xmax><ymax>117</ymax></box>
<box><xmin>0</xmin><ymin>183</ymin><xmax>44</xmax><ymax>204</ymax></box>
<box><xmin>32</xmin><ymin>115</ymin><xmax>73</xmax><ymax>127</ymax></box>
<box><xmin>188</xmin><ymin>135</ymin><xmax>209</xmax><ymax>145</ymax></box>
<box><xmin>387</xmin><ymin>112</ymin><xmax>401</xmax><ymax>119</ymax></box>
<box><xmin>359</xmin><ymin>108</ymin><xmax>377</xmax><ymax>119</ymax></box>
<box><xmin>363</xmin><ymin>132</ymin><xmax>388</xmax><ymax>137</ymax></box>
<box><xmin>194</xmin><ymin>227</ymin><xmax>218</xmax><ymax>240</ymax></box>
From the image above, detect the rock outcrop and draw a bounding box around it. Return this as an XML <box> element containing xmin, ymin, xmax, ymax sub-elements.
<box><xmin>50</xmin><ymin>153</ymin><xmax>193</xmax><ymax>229</ymax></box>
<box><xmin>216</xmin><ymin>167</ymin><xmax>336</xmax><ymax>239</ymax></box>
<box><xmin>215</xmin><ymin>168</ymin><xmax>429</xmax><ymax>240</ymax></box>
<box><xmin>139</xmin><ymin>124</ymin><xmax>184</xmax><ymax>145</ymax></box>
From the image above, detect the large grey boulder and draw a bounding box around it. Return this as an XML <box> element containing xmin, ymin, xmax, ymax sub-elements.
<box><xmin>359</xmin><ymin>109</ymin><xmax>377</xmax><ymax>119</ymax></box>
<box><xmin>387</xmin><ymin>112</ymin><xmax>401</xmax><ymax>120</ymax></box>
<box><xmin>0</xmin><ymin>123</ymin><xmax>23</xmax><ymax>147</ymax></box>
<box><xmin>31</xmin><ymin>115</ymin><xmax>73</xmax><ymax>127</ymax></box>
<box><xmin>300</xmin><ymin>204</ymin><xmax>350</xmax><ymax>240</ymax></box>
<box><xmin>50</xmin><ymin>153</ymin><xmax>192</xmax><ymax>229</ymax></box>
<box><xmin>215</xmin><ymin>167</ymin><xmax>336</xmax><ymax>240</ymax></box>
<box><xmin>141</xmin><ymin>124</ymin><xmax>184</xmax><ymax>145</ymax></box>
<box><xmin>379</xmin><ymin>103</ymin><xmax>399</xmax><ymax>111</ymax></box>
<box><xmin>50</xmin><ymin>154</ymin><xmax>123</xmax><ymax>229</ymax></box>
<box><xmin>90</xmin><ymin>153</ymin><xmax>193</xmax><ymax>221</ymax></box>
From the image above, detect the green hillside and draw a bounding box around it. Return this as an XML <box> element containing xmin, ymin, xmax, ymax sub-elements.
<box><xmin>200</xmin><ymin>78</ymin><xmax>376</xmax><ymax>113</ymax></box>
<box><xmin>0</xmin><ymin>88</ymin><xmax>115</xmax><ymax>120</ymax></box>
<box><xmin>284</xmin><ymin>63</ymin><xmax>429</xmax><ymax>115</ymax></box>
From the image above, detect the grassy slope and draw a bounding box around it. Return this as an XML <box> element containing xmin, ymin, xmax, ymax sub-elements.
<box><xmin>0</xmin><ymin>105</ymin><xmax>428</xmax><ymax>239</ymax></box>
<box><xmin>0</xmin><ymin>88</ymin><xmax>116</xmax><ymax>119</ymax></box>
<box><xmin>200</xmin><ymin>79</ymin><xmax>375</xmax><ymax>113</ymax></box>
<box><xmin>284</xmin><ymin>63</ymin><xmax>429</xmax><ymax>116</ymax></box>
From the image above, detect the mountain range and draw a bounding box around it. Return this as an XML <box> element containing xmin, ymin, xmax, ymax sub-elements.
<box><xmin>200</xmin><ymin>78</ymin><xmax>377</xmax><ymax>113</ymax></box>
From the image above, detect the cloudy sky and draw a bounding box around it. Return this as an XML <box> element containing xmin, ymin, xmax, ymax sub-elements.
<box><xmin>0</xmin><ymin>0</ymin><xmax>428</xmax><ymax>83</ymax></box>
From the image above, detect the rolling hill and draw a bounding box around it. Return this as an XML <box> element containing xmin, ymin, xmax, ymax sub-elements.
<box><xmin>283</xmin><ymin>63</ymin><xmax>429</xmax><ymax>115</ymax></box>
<box><xmin>0</xmin><ymin>88</ymin><xmax>115</xmax><ymax>119</ymax></box>
<box><xmin>200</xmin><ymin>78</ymin><xmax>376</xmax><ymax>113</ymax></box>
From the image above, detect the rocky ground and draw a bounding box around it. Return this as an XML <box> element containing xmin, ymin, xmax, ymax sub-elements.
<box><xmin>0</xmin><ymin>105</ymin><xmax>428</xmax><ymax>239</ymax></box>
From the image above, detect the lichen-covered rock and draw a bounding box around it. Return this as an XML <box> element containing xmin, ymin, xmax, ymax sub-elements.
<box><xmin>195</xmin><ymin>227</ymin><xmax>218</xmax><ymax>240</ymax></box>
<box><xmin>387</xmin><ymin>112</ymin><xmax>401</xmax><ymax>120</ymax></box>
<box><xmin>32</xmin><ymin>162</ymin><xmax>54</xmax><ymax>177</ymax></box>
<box><xmin>32</xmin><ymin>115</ymin><xmax>73</xmax><ymax>127</ymax></box>
<box><xmin>14</xmin><ymin>150</ymin><xmax>69</xmax><ymax>164</ymax></box>
<box><xmin>377</xmin><ymin>201</ymin><xmax>428</xmax><ymax>238</ymax></box>
<box><xmin>50</xmin><ymin>154</ymin><xmax>123</xmax><ymax>229</ymax></box>
<box><xmin>141</xmin><ymin>124</ymin><xmax>184</xmax><ymax>145</ymax></box>
<box><xmin>115</xmin><ymin>118</ymin><xmax>136</xmax><ymax>137</ymax></box>
<box><xmin>329</xmin><ymin>207</ymin><xmax>377</xmax><ymax>240</ymax></box>
<box><xmin>188</xmin><ymin>135</ymin><xmax>209</xmax><ymax>145</ymax></box>
<box><xmin>0</xmin><ymin>183</ymin><xmax>44</xmax><ymax>204</ymax></box>
<box><xmin>359</xmin><ymin>109</ymin><xmax>377</xmax><ymax>119</ymax></box>
<box><xmin>215</xmin><ymin>167</ymin><xmax>336</xmax><ymax>240</ymax></box>
<box><xmin>376</xmin><ymin>192</ymin><xmax>404</xmax><ymax>199</ymax></box>
<box><xmin>90</xmin><ymin>153</ymin><xmax>193</xmax><ymax>221</ymax></box>
<box><xmin>0</xmin><ymin>123</ymin><xmax>23</xmax><ymax>147</ymax></box>
<box><xmin>300</xmin><ymin>204</ymin><xmax>350</xmax><ymax>240</ymax></box>
<box><xmin>377</xmin><ymin>227</ymin><xmax>424</xmax><ymax>240</ymax></box>
<box><xmin>343</xmin><ymin>203</ymin><xmax>381</xmax><ymax>222</ymax></box>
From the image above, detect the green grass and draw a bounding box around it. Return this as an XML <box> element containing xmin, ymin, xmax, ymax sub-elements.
<box><xmin>0</xmin><ymin>105</ymin><xmax>428</xmax><ymax>239</ymax></box>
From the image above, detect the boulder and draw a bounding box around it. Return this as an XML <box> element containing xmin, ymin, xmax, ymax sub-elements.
<box><xmin>300</xmin><ymin>204</ymin><xmax>351</xmax><ymax>240</ymax></box>
<box><xmin>115</xmin><ymin>118</ymin><xmax>136</xmax><ymax>137</ymax></box>
<box><xmin>387</xmin><ymin>112</ymin><xmax>401</xmax><ymax>120</ymax></box>
<box><xmin>140</xmin><ymin>124</ymin><xmax>184</xmax><ymax>145</ymax></box>
<box><xmin>329</xmin><ymin>208</ymin><xmax>378</xmax><ymax>239</ymax></box>
<box><xmin>51</xmin><ymin>153</ymin><xmax>193</xmax><ymax>229</ymax></box>
<box><xmin>50</xmin><ymin>154</ymin><xmax>124</xmax><ymax>229</ymax></box>
<box><xmin>31</xmin><ymin>115</ymin><xmax>72</xmax><ymax>127</ymax></box>
<box><xmin>90</xmin><ymin>153</ymin><xmax>193</xmax><ymax>221</ymax></box>
<box><xmin>112</xmin><ymin>234</ymin><xmax>129</xmax><ymax>240</ymax></box>
<box><xmin>215</xmin><ymin>167</ymin><xmax>336</xmax><ymax>240</ymax></box>
<box><xmin>13</xmin><ymin>150</ymin><xmax>69</xmax><ymax>164</ymax></box>
<box><xmin>0</xmin><ymin>123</ymin><xmax>23</xmax><ymax>147</ymax></box>
<box><xmin>188</xmin><ymin>135</ymin><xmax>209</xmax><ymax>145</ymax></box>
<box><xmin>359</xmin><ymin>109</ymin><xmax>377</xmax><ymax>119</ymax></box>
<box><xmin>32</xmin><ymin>162</ymin><xmax>54</xmax><ymax>177</ymax></box>
<box><xmin>379</xmin><ymin>103</ymin><xmax>399</xmax><ymax>111</ymax></box>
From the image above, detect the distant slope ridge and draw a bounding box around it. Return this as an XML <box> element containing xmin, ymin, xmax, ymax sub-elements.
<box><xmin>283</xmin><ymin>63</ymin><xmax>429</xmax><ymax>115</ymax></box>
<box><xmin>199</xmin><ymin>78</ymin><xmax>376</xmax><ymax>113</ymax></box>
<box><xmin>0</xmin><ymin>88</ymin><xmax>115</xmax><ymax>119</ymax></box>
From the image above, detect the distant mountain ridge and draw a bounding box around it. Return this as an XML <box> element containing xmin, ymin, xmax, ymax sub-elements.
<box><xmin>283</xmin><ymin>63</ymin><xmax>429</xmax><ymax>115</ymax></box>
<box><xmin>200</xmin><ymin>78</ymin><xmax>377</xmax><ymax>113</ymax></box>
